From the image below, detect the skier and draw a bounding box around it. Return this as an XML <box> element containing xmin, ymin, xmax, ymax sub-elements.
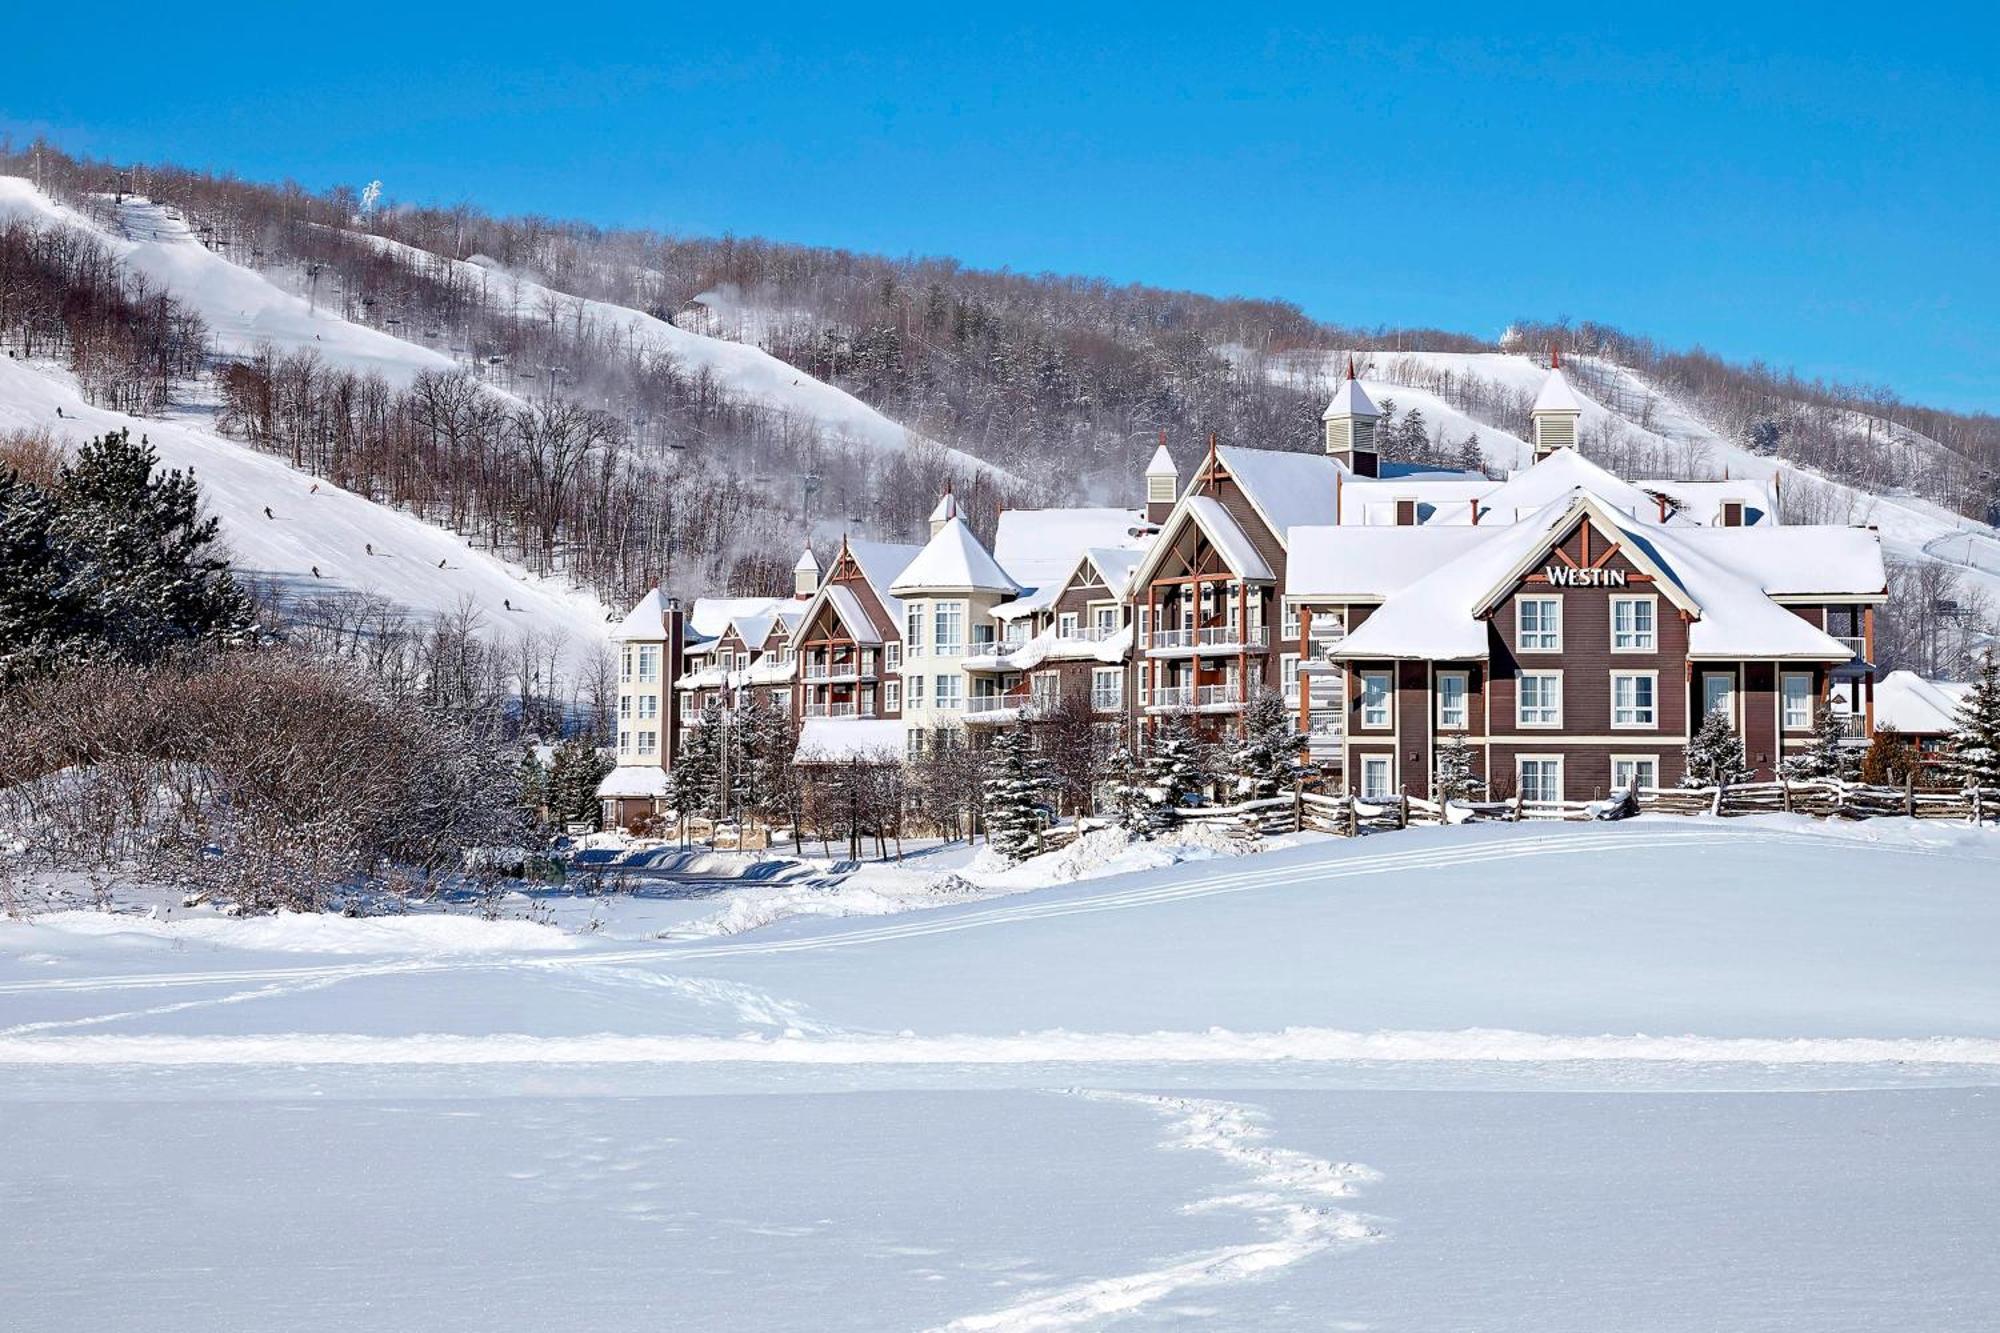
<box><xmin>311</xmin><ymin>565</ymin><xmax>321</xmax><ymax>578</ymax></box>
<box><xmin>365</xmin><ymin>542</ymin><xmax>374</xmax><ymax>556</ymax></box>
<box><xmin>263</xmin><ymin>506</ymin><xmax>274</xmax><ymax>520</ymax></box>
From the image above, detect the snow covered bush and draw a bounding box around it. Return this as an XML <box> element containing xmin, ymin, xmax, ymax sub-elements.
<box><xmin>1146</xmin><ymin>713</ymin><xmax>1215</xmax><ymax>811</ymax></box>
<box><xmin>1433</xmin><ymin>733</ymin><xmax>1485</xmax><ymax>801</ymax></box>
<box><xmin>1229</xmin><ymin>688</ymin><xmax>1306</xmax><ymax>800</ymax></box>
<box><xmin>1779</xmin><ymin>705</ymin><xmax>1858</xmax><ymax>783</ymax></box>
<box><xmin>1103</xmin><ymin>745</ymin><xmax>1169</xmax><ymax>839</ymax></box>
<box><xmin>1682</xmin><ymin>711</ymin><xmax>1750</xmax><ymax>787</ymax></box>
<box><xmin>1944</xmin><ymin>652</ymin><xmax>2000</xmax><ymax>789</ymax></box>
<box><xmin>982</xmin><ymin>726</ymin><xmax>1050</xmax><ymax>863</ymax></box>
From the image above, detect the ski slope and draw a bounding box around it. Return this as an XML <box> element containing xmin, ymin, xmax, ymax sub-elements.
<box><xmin>3</xmin><ymin>819</ymin><xmax>1998</xmax><ymax>1329</ymax></box>
<box><xmin>351</xmin><ymin>230</ymin><xmax>1011</xmax><ymax>481</ymax></box>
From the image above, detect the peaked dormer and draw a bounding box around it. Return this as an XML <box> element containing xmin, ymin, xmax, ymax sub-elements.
<box><xmin>1144</xmin><ymin>437</ymin><xmax>1178</xmax><ymax>525</ymax></box>
<box><xmin>1531</xmin><ymin>346</ymin><xmax>1584</xmax><ymax>459</ymax></box>
<box><xmin>793</xmin><ymin>544</ymin><xmax>821</xmax><ymax>598</ymax></box>
<box><xmin>1322</xmin><ymin>357</ymin><xmax>1382</xmax><ymax>478</ymax></box>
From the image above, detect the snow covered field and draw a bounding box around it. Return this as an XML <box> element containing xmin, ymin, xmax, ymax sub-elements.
<box><xmin>4</xmin><ymin>819</ymin><xmax>1998</xmax><ymax>1329</ymax></box>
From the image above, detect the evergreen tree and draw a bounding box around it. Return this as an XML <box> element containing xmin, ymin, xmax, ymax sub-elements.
<box><xmin>1860</xmin><ymin>724</ymin><xmax>1921</xmax><ymax>788</ymax></box>
<box><xmin>1229</xmin><ymin>687</ymin><xmax>1305</xmax><ymax>800</ymax></box>
<box><xmin>1398</xmin><ymin>407</ymin><xmax>1431</xmax><ymax>464</ymax></box>
<box><xmin>982</xmin><ymin>725</ymin><xmax>1050</xmax><ymax>862</ymax></box>
<box><xmin>1944</xmin><ymin>652</ymin><xmax>2000</xmax><ymax>789</ymax></box>
<box><xmin>1682</xmin><ymin>711</ymin><xmax>1751</xmax><ymax>787</ymax></box>
<box><xmin>1454</xmin><ymin>432</ymin><xmax>1486</xmax><ymax>478</ymax></box>
<box><xmin>674</xmin><ymin>698</ymin><xmax>726</xmax><ymax>820</ymax></box>
<box><xmin>1433</xmin><ymin>732</ymin><xmax>1485</xmax><ymax>801</ymax></box>
<box><xmin>1103</xmin><ymin>744</ymin><xmax>1170</xmax><ymax>838</ymax></box>
<box><xmin>545</xmin><ymin>736</ymin><xmax>614</xmax><ymax>831</ymax></box>
<box><xmin>1780</xmin><ymin>705</ymin><xmax>1859</xmax><ymax>782</ymax></box>
<box><xmin>0</xmin><ymin>468</ymin><xmax>76</xmax><ymax>681</ymax></box>
<box><xmin>1146</xmin><ymin>713</ymin><xmax>1215</xmax><ymax>811</ymax></box>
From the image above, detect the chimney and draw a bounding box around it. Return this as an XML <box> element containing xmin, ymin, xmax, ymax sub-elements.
<box><xmin>661</xmin><ymin>596</ymin><xmax>686</xmax><ymax>770</ymax></box>
<box><xmin>1469</xmin><ymin>498</ymin><xmax>1480</xmax><ymax>526</ymax></box>
<box><xmin>1144</xmin><ymin>432</ymin><xmax>1178</xmax><ymax>525</ymax></box>
<box><xmin>1322</xmin><ymin>355</ymin><xmax>1382</xmax><ymax>478</ymax></box>
<box><xmin>793</xmin><ymin>544</ymin><xmax>821</xmax><ymax>598</ymax></box>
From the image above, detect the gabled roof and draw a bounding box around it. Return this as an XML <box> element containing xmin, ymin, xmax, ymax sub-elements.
<box><xmin>819</xmin><ymin>584</ymin><xmax>884</xmax><ymax>643</ymax></box>
<box><xmin>1211</xmin><ymin>445</ymin><xmax>1345</xmax><ymax>547</ymax></box>
<box><xmin>595</xmin><ymin>765</ymin><xmax>671</xmax><ymax>799</ymax></box>
<box><xmin>725</xmin><ymin>610</ymin><xmax>779</xmax><ymax>649</ymax></box>
<box><xmin>992</xmin><ymin>507</ymin><xmax>1147</xmax><ymax>590</ymax></box>
<box><xmin>1646</xmin><ymin>478</ymin><xmax>1778</xmax><ymax>528</ymax></box>
<box><xmin>1285</xmin><ymin>526</ymin><xmax>1495</xmax><ymax>600</ymax></box>
<box><xmin>793</xmin><ymin>545</ymin><xmax>820</xmax><ymax>572</ymax></box>
<box><xmin>688</xmin><ymin>595</ymin><xmax>788</xmax><ymax>639</ymax></box>
<box><xmin>844</xmin><ymin>539</ymin><xmax>922</xmax><ymax>621</ymax></box>
<box><xmin>1145</xmin><ymin>443</ymin><xmax>1178</xmax><ymax>477</ymax></box>
<box><xmin>1086</xmin><ymin>546</ymin><xmax>1145</xmax><ymax>598</ymax></box>
<box><xmin>888</xmin><ymin>515</ymin><xmax>1020</xmax><ymax>595</ymax></box>
<box><xmin>1876</xmin><ymin>671</ymin><xmax>1973</xmax><ymax>736</ymax></box>
<box><xmin>1180</xmin><ymin>494</ymin><xmax>1276</xmax><ymax>581</ymax></box>
<box><xmin>991</xmin><ymin>544</ymin><xmax>1146</xmax><ymax>621</ymax></box>
<box><xmin>1533</xmin><ymin>367</ymin><xmax>1584</xmax><ymax>414</ymax></box>
<box><xmin>1335</xmin><ymin>475</ymin><xmax>1499</xmax><ymax>526</ymax></box>
<box><xmin>1431</xmin><ymin>449</ymin><xmax>1655</xmax><ymax>527</ymax></box>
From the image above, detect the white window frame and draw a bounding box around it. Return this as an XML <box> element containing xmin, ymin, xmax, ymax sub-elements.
<box><xmin>636</xmin><ymin>645</ymin><xmax>660</xmax><ymax>684</ymax></box>
<box><xmin>1092</xmin><ymin>603</ymin><xmax>1119</xmax><ymax>637</ymax></box>
<box><xmin>1610</xmin><ymin>594</ymin><xmax>1657</xmax><ymax>652</ymax></box>
<box><xmin>618</xmin><ymin>695</ymin><xmax>632</xmax><ymax>721</ymax></box>
<box><xmin>1359</xmin><ymin>670</ymin><xmax>1392</xmax><ymax>729</ymax></box>
<box><xmin>883</xmin><ymin>680</ymin><xmax>901</xmax><ymax>712</ymax></box>
<box><xmin>1058</xmin><ymin>612</ymin><xmax>1080</xmax><ymax>639</ymax></box>
<box><xmin>1360</xmin><ymin>755</ymin><xmax>1393</xmax><ymax>800</ymax></box>
<box><xmin>933</xmin><ymin>602</ymin><xmax>964</xmax><ymax>656</ymax></box>
<box><xmin>1611</xmin><ymin>754</ymin><xmax>1658</xmax><ymax>793</ymax></box>
<box><xmin>619</xmin><ymin>646</ymin><xmax>633</xmax><ymax>682</ymax></box>
<box><xmin>885</xmin><ymin>641</ymin><xmax>901</xmax><ymax>671</ymax></box>
<box><xmin>1516</xmin><ymin>670</ymin><xmax>1563</xmax><ymax>728</ymax></box>
<box><xmin>1281</xmin><ymin>653</ymin><xmax>1301</xmax><ymax>703</ymax></box>
<box><xmin>1610</xmin><ymin>670</ymin><xmax>1657</xmax><ymax>729</ymax></box>
<box><xmin>1517</xmin><ymin>754</ymin><xmax>1564</xmax><ymax>804</ymax></box>
<box><xmin>1781</xmin><ymin>672</ymin><xmax>1814</xmax><ymax>731</ymax></box>
<box><xmin>1516</xmin><ymin>596</ymin><xmax>1562</xmax><ymax>652</ymax></box>
<box><xmin>638</xmin><ymin>695</ymin><xmax>658</xmax><ymax>721</ymax></box>
<box><xmin>934</xmin><ymin>673</ymin><xmax>963</xmax><ymax>711</ymax></box>
<box><xmin>1701</xmin><ymin>671</ymin><xmax>1737</xmax><ymax>726</ymax></box>
<box><xmin>1091</xmin><ymin>666</ymin><xmax>1123</xmax><ymax>711</ymax></box>
<box><xmin>618</xmin><ymin>729</ymin><xmax>631</xmax><ymax>754</ymax></box>
<box><xmin>907</xmin><ymin>674</ymin><xmax>925</xmax><ymax>708</ymax></box>
<box><xmin>1282</xmin><ymin>604</ymin><xmax>1303</xmax><ymax>641</ymax></box>
<box><xmin>905</xmin><ymin>605</ymin><xmax>924</xmax><ymax>653</ymax></box>
<box><xmin>1436</xmin><ymin>670</ymin><xmax>1469</xmax><ymax>730</ymax></box>
<box><xmin>637</xmin><ymin>730</ymin><xmax>657</xmax><ymax>758</ymax></box>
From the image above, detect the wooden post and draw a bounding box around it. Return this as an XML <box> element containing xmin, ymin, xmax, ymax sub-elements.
<box><xmin>1781</xmin><ymin>777</ymin><xmax>1791</xmax><ymax>814</ymax></box>
<box><xmin>1513</xmin><ymin>788</ymin><xmax>1525</xmax><ymax>822</ymax></box>
<box><xmin>1346</xmin><ymin>793</ymin><xmax>1358</xmax><ymax>837</ymax></box>
<box><xmin>1397</xmin><ymin>786</ymin><xmax>1408</xmax><ymax>830</ymax></box>
<box><xmin>1905</xmin><ymin>768</ymin><xmax>1916</xmax><ymax>819</ymax></box>
<box><xmin>1293</xmin><ymin>779</ymin><xmax>1304</xmax><ymax>834</ymax></box>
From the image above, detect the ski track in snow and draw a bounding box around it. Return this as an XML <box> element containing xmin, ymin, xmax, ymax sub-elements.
<box><xmin>932</xmin><ymin>1092</ymin><xmax>1381</xmax><ymax>1332</ymax></box>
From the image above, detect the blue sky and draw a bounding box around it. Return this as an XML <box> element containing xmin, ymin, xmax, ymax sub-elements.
<box><xmin>6</xmin><ymin>4</ymin><xmax>1996</xmax><ymax>411</ymax></box>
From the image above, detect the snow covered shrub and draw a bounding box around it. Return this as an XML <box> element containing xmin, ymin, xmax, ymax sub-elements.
<box><xmin>1229</xmin><ymin>688</ymin><xmax>1306</xmax><ymax>800</ymax></box>
<box><xmin>1780</xmin><ymin>706</ymin><xmax>1858</xmax><ymax>783</ymax></box>
<box><xmin>982</xmin><ymin>726</ymin><xmax>1051</xmax><ymax>863</ymax></box>
<box><xmin>1103</xmin><ymin>745</ymin><xmax>1169</xmax><ymax>839</ymax></box>
<box><xmin>1682</xmin><ymin>711</ymin><xmax>1751</xmax><ymax>787</ymax></box>
<box><xmin>1146</xmin><ymin>713</ymin><xmax>1215</xmax><ymax>811</ymax></box>
<box><xmin>1433</xmin><ymin>732</ymin><xmax>1485</xmax><ymax>801</ymax></box>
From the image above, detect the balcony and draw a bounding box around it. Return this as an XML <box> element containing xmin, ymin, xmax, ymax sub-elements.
<box><xmin>802</xmin><ymin>661</ymin><xmax>872</xmax><ymax>684</ymax></box>
<box><xmin>964</xmin><ymin>694</ymin><xmax>1040</xmax><ymax>724</ymax></box>
<box><xmin>803</xmin><ymin>702</ymin><xmax>878</xmax><ymax>720</ymax></box>
<box><xmin>1834</xmin><ymin>635</ymin><xmax>1867</xmax><ymax>661</ymax></box>
<box><xmin>1144</xmin><ymin>683</ymin><xmax>1244</xmax><ymax>713</ymax></box>
<box><xmin>1146</xmin><ymin>625</ymin><xmax>1271</xmax><ymax>657</ymax></box>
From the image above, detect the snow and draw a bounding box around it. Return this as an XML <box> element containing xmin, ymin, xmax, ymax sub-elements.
<box><xmin>3</xmin><ymin>819</ymin><xmax>1999</xmax><ymax>1327</ymax></box>
<box><xmin>1876</xmin><ymin>669</ymin><xmax>1973</xmax><ymax>735</ymax></box>
<box><xmin>843</xmin><ymin>538</ymin><xmax>924</xmax><ymax>623</ymax></box>
<box><xmin>992</xmin><ymin>508</ymin><xmax>1147</xmax><ymax>590</ymax></box>
<box><xmin>1320</xmin><ymin>373</ymin><xmax>1381</xmax><ymax>421</ymax></box>
<box><xmin>793</xmin><ymin>717</ymin><xmax>904</xmax><ymax>761</ymax></box>
<box><xmin>610</xmin><ymin>587</ymin><xmax>672</xmax><ymax>639</ymax></box>
<box><xmin>1212</xmin><ymin>445</ymin><xmax>1345</xmax><ymax>547</ymax></box>
<box><xmin>1176</xmin><ymin>494</ymin><xmax>1275</xmax><ymax>581</ymax></box>
<box><xmin>353</xmin><ymin>230</ymin><xmax>1009</xmax><ymax>480</ymax></box>
<box><xmin>1285</xmin><ymin>525</ymin><xmax>1492</xmax><ymax>600</ymax></box>
<box><xmin>1532</xmin><ymin>364</ymin><xmax>1584</xmax><ymax>414</ymax></box>
<box><xmin>596</xmin><ymin>764</ymin><xmax>671</xmax><ymax>798</ymax></box>
<box><xmin>818</xmin><ymin>584</ymin><xmax>884</xmax><ymax>643</ymax></box>
<box><xmin>1144</xmin><ymin>442</ymin><xmax>1177</xmax><ymax>477</ymax></box>
<box><xmin>888</xmin><ymin>516</ymin><xmax>1019</xmax><ymax>595</ymax></box>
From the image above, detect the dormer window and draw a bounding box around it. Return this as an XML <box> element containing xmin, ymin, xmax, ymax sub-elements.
<box><xmin>1721</xmin><ymin>501</ymin><xmax>1745</xmax><ymax>527</ymax></box>
<box><xmin>1395</xmin><ymin>498</ymin><xmax>1418</xmax><ymax>527</ymax></box>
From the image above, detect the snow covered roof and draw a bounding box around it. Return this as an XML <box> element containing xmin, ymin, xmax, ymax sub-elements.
<box><xmin>1145</xmin><ymin>443</ymin><xmax>1178</xmax><ymax>477</ymax></box>
<box><xmin>1875</xmin><ymin>671</ymin><xmax>1972</xmax><ymax>736</ymax></box>
<box><xmin>1321</xmin><ymin>375</ymin><xmax>1382</xmax><ymax>421</ymax></box>
<box><xmin>688</xmin><ymin>595</ymin><xmax>788</xmax><ymax>640</ymax></box>
<box><xmin>611</xmin><ymin>588</ymin><xmax>672</xmax><ymax>641</ymax></box>
<box><xmin>1335</xmin><ymin>476</ymin><xmax>1500</xmax><ymax>527</ymax></box>
<box><xmin>889</xmin><ymin>516</ymin><xmax>1020</xmax><ymax>595</ymax></box>
<box><xmin>795</xmin><ymin>718</ymin><xmax>905</xmax><ymax>763</ymax></box>
<box><xmin>595</xmin><ymin>765</ymin><xmax>670</xmax><ymax>799</ymax></box>
<box><xmin>929</xmin><ymin>492</ymin><xmax>959</xmax><ymax>524</ymax></box>
<box><xmin>1433</xmin><ymin>449</ymin><xmax>1655</xmax><ymax>527</ymax></box>
<box><xmin>1284</xmin><ymin>526</ymin><xmax>1495</xmax><ymax>600</ymax></box>
<box><xmin>1213</xmin><ymin>446</ymin><xmax>1345</xmax><ymax>545</ymax></box>
<box><xmin>1533</xmin><ymin>367</ymin><xmax>1584</xmax><ymax>414</ymax></box>
<box><xmin>992</xmin><ymin>507</ymin><xmax>1147</xmax><ymax>590</ymax></box>
<box><xmin>1086</xmin><ymin>546</ymin><xmax>1144</xmax><ymax>597</ymax></box>
<box><xmin>1334</xmin><ymin>494</ymin><xmax>1869</xmax><ymax>663</ymax></box>
<box><xmin>727</xmin><ymin>610</ymin><xmax>779</xmax><ymax>648</ymax></box>
<box><xmin>793</xmin><ymin>545</ymin><xmax>820</xmax><ymax>572</ymax></box>
<box><xmin>845</xmin><ymin>539</ymin><xmax>922</xmax><ymax>621</ymax></box>
<box><xmin>1670</xmin><ymin>526</ymin><xmax>1886</xmax><ymax>599</ymax></box>
<box><xmin>821</xmin><ymin>584</ymin><xmax>883</xmax><ymax>643</ymax></box>
<box><xmin>1646</xmin><ymin>478</ymin><xmax>1778</xmax><ymax>528</ymax></box>
<box><xmin>1182</xmin><ymin>495</ymin><xmax>1276</xmax><ymax>581</ymax></box>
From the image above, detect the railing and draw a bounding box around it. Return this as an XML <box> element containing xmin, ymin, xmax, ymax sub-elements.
<box><xmin>803</xmin><ymin>702</ymin><xmax>878</xmax><ymax>719</ymax></box>
<box><xmin>1147</xmin><ymin>685</ymin><xmax>1194</xmax><ymax>709</ymax></box>
<box><xmin>1055</xmin><ymin>626</ymin><xmax>1119</xmax><ymax>644</ymax></box>
<box><xmin>965</xmin><ymin>695</ymin><xmax>1025</xmax><ymax>715</ymax></box>
<box><xmin>1836</xmin><ymin>711</ymin><xmax>1868</xmax><ymax>736</ymax></box>
<box><xmin>1148</xmin><ymin>626</ymin><xmax>1270</xmax><ymax>651</ymax></box>
<box><xmin>803</xmin><ymin>662</ymin><xmax>869</xmax><ymax>682</ymax></box>
<box><xmin>1834</xmin><ymin>635</ymin><xmax>1866</xmax><ymax>660</ymax></box>
<box><xmin>1197</xmin><ymin>684</ymin><xmax>1244</xmax><ymax>708</ymax></box>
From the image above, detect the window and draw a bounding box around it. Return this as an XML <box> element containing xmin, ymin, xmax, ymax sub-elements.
<box><xmin>618</xmin><ymin>695</ymin><xmax>632</xmax><ymax>721</ymax></box>
<box><xmin>1702</xmin><ymin>671</ymin><xmax>1736</xmax><ymax>723</ymax></box>
<box><xmin>906</xmin><ymin>731</ymin><xmax>926</xmax><ymax>761</ymax></box>
<box><xmin>1094</xmin><ymin>604</ymin><xmax>1119</xmax><ymax>637</ymax></box>
<box><xmin>1058</xmin><ymin>612</ymin><xmax>1079</xmax><ymax>639</ymax></box>
<box><xmin>772</xmin><ymin>689</ymin><xmax>790</xmax><ymax>713</ymax></box>
<box><xmin>617</xmin><ymin>729</ymin><xmax>631</xmax><ymax>753</ymax></box>
<box><xmin>620</xmin><ymin>646</ymin><xmax>633</xmax><ymax>682</ymax></box>
<box><xmin>1360</xmin><ymin>756</ymin><xmax>1393</xmax><ymax>799</ymax></box>
<box><xmin>907</xmin><ymin>675</ymin><xmax>925</xmax><ymax>708</ymax></box>
<box><xmin>1611</xmin><ymin>672</ymin><xmax>1656</xmax><ymax>728</ymax></box>
<box><xmin>1612</xmin><ymin>756</ymin><xmax>1658</xmax><ymax>792</ymax></box>
<box><xmin>638</xmin><ymin>695</ymin><xmax>658</xmax><ymax>721</ymax></box>
<box><xmin>884</xmin><ymin>681</ymin><xmax>901</xmax><ymax>712</ymax></box>
<box><xmin>1360</xmin><ymin>671</ymin><xmax>1392</xmax><ymax>729</ymax></box>
<box><xmin>1031</xmin><ymin>673</ymin><xmax>1060</xmax><ymax>707</ymax></box>
<box><xmin>1721</xmin><ymin>501</ymin><xmax>1745</xmax><ymax>527</ymax></box>
<box><xmin>885</xmin><ymin>642</ymin><xmax>901</xmax><ymax>670</ymax></box>
<box><xmin>1436</xmin><ymin>671</ymin><xmax>1469</xmax><ymax>730</ymax></box>
<box><xmin>1518</xmin><ymin>757</ymin><xmax>1563</xmax><ymax>804</ymax></box>
<box><xmin>905</xmin><ymin>605</ymin><xmax>924</xmax><ymax>653</ymax></box>
<box><xmin>1092</xmin><ymin>667</ymin><xmax>1123</xmax><ymax>712</ymax></box>
<box><xmin>1782</xmin><ymin>673</ymin><xmax>1813</xmax><ymax>730</ymax></box>
<box><xmin>934</xmin><ymin>674</ymin><xmax>962</xmax><ymax>710</ymax></box>
<box><xmin>1611</xmin><ymin>596</ymin><xmax>1655</xmax><ymax>651</ymax></box>
<box><xmin>1281</xmin><ymin>654</ymin><xmax>1301</xmax><ymax>703</ymax></box>
<box><xmin>1282</xmin><ymin>604</ymin><xmax>1302</xmax><ymax>641</ymax></box>
<box><xmin>637</xmin><ymin>731</ymin><xmax>656</xmax><ymax>758</ymax></box>
<box><xmin>1517</xmin><ymin>672</ymin><xmax>1562</xmax><ymax>727</ymax></box>
<box><xmin>636</xmin><ymin>645</ymin><xmax>660</xmax><ymax>683</ymax></box>
<box><xmin>1517</xmin><ymin>597</ymin><xmax>1561</xmax><ymax>651</ymax></box>
<box><xmin>933</xmin><ymin>602</ymin><xmax>964</xmax><ymax>656</ymax></box>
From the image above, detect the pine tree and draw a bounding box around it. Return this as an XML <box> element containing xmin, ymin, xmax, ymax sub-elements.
<box><xmin>545</xmin><ymin>736</ymin><xmax>614</xmax><ymax>831</ymax></box>
<box><xmin>1229</xmin><ymin>687</ymin><xmax>1305</xmax><ymax>800</ymax></box>
<box><xmin>1147</xmin><ymin>713</ymin><xmax>1215</xmax><ymax>812</ymax></box>
<box><xmin>1682</xmin><ymin>711</ymin><xmax>1751</xmax><ymax>787</ymax></box>
<box><xmin>0</xmin><ymin>468</ymin><xmax>76</xmax><ymax>681</ymax></box>
<box><xmin>674</xmin><ymin>698</ymin><xmax>726</xmax><ymax>820</ymax></box>
<box><xmin>982</xmin><ymin>725</ymin><xmax>1050</xmax><ymax>862</ymax></box>
<box><xmin>1860</xmin><ymin>724</ymin><xmax>1920</xmax><ymax>788</ymax></box>
<box><xmin>1780</xmin><ymin>705</ymin><xmax>1858</xmax><ymax>783</ymax></box>
<box><xmin>1104</xmin><ymin>744</ymin><xmax>1170</xmax><ymax>838</ymax></box>
<box><xmin>1454</xmin><ymin>432</ymin><xmax>1486</xmax><ymax>478</ymax></box>
<box><xmin>1944</xmin><ymin>652</ymin><xmax>2000</xmax><ymax>789</ymax></box>
<box><xmin>1433</xmin><ymin>732</ymin><xmax>1485</xmax><ymax>801</ymax></box>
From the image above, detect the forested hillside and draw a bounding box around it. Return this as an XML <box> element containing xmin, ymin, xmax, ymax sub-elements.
<box><xmin>3</xmin><ymin>138</ymin><xmax>1996</xmax><ymax>672</ymax></box>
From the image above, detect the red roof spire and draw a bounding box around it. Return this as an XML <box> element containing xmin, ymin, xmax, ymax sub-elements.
<box><xmin>1346</xmin><ymin>354</ymin><xmax>1357</xmax><ymax>381</ymax></box>
<box><xmin>1549</xmin><ymin>342</ymin><xmax>1562</xmax><ymax>371</ymax></box>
